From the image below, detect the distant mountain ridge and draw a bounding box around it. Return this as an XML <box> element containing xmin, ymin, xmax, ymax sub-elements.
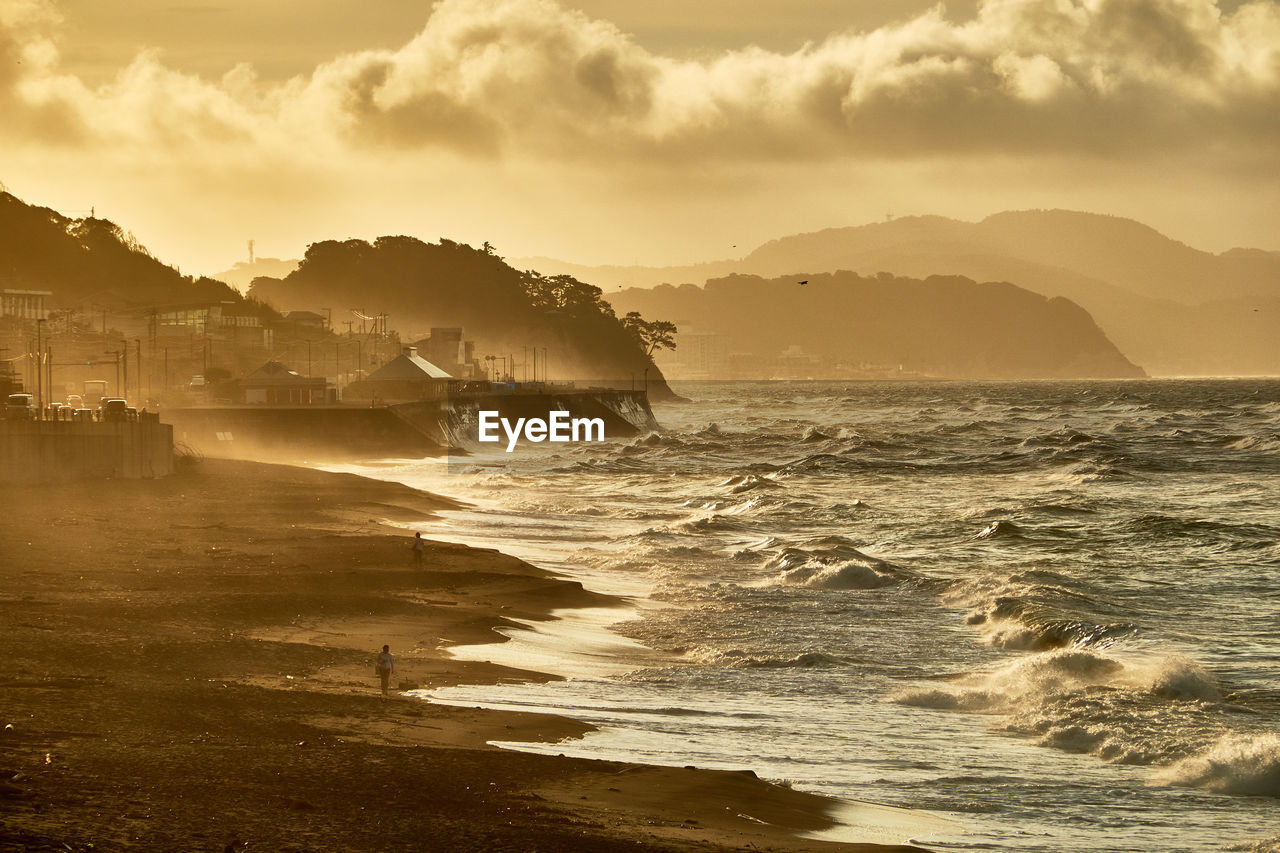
<box><xmin>607</xmin><ymin>270</ymin><xmax>1143</xmax><ymax>380</ymax></box>
<box><xmin>519</xmin><ymin>210</ymin><xmax>1280</xmax><ymax>377</ymax></box>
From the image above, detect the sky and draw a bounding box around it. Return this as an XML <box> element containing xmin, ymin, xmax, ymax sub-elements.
<box><xmin>1</xmin><ymin>0</ymin><xmax>1278</xmax><ymax>274</ymax></box>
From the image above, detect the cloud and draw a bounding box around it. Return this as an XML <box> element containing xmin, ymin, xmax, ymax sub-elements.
<box><xmin>1</xmin><ymin>0</ymin><xmax>1278</xmax><ymax>163</ymax></box>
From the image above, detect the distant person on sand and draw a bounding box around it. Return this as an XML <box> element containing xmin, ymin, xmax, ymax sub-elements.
<box><xmin>376</xmin><ymin>645</ymin><xmax>395</xmax><ymax>698</ymax></box>
<box><xmin>411</xmin><ymin>532</ymin><xmax>426</xmax><ymax>567</ymax></box>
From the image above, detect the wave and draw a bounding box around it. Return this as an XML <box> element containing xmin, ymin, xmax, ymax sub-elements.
<box><xmin>1225</xmin><ymin>434</ymin><xmax>1280</xmax><ymax>452</ymax></box>
<box><xmin>801</xmin><ymin>426</ymin><xmax>833</xmax><ymax>443</ymax></box>
<box><xmin>941</xmin><ymin>572</ymin><xmax>1131</xmax><ymax>651</ymax></box>
<box><xmin>1155</xmin><ymin>734</ymin><xmax>1280</xmax><ymax>796</ymax></box>
<box><xmin>778</xmin><ymin>561</ymin><xmax>894</xmax><ymax>590</ymax></box>
<box><xmin>1048</xmin><ymin>461</ymin><xmax>1136</xmax><ymax>484</ymax></box>
<box><xmin>974</xmin><ymin>520</ymin><xmax>1024</xmax><ymax>541</ymax></box>
<box><xmin>1229</xmin><ymin>832</ymin><xmax>1280</xmax><ymax>853</ymax></box>
<box><xmin>898</xmin><ymin>650</ymin><xmax>1226</xmax><ymax>767</ymax></box>
<box><xmin>720</xmin><ymin>474</ymin><xmax>783</xmax><ymax>494</ymax></box>
<box><xmin>768</xmin><ymin>545</ymin><xmax>898</xmax><ymax>590</ymax></box>
<box><xmin>698</xmin><ymin>649</ymin><xmax>849</xmax><ymax>668</ymax></box>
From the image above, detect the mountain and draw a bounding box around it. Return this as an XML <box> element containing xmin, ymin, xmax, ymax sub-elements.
<box><xmin>521</xmin><ymin>211</ymin><xmax>1280</xmax><ymax>377</ymax></box>
<box><xmin>247</xmin><ymin>237</ymin><xmax>675</xmax><ymax>396</ymax></box>
<box><xmin>0</xmin><ymin>192</ymin><xmax>239</xmax><ymax>309</ymax></box>
<box><xmin>611</xmin><ymin>271</ymin><xmax>1144</xmax><ymax>380</ymax></box>
<box><xmin>211</xmin><ymin>257</ymin><xmax>300</xmax><ymax>293</ymax></box>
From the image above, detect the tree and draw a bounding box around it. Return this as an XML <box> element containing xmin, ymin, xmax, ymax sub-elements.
<box><xmin>622</xmin><ymin>312</ymin><xmax>677</xmax><ymax>357</ymax></box>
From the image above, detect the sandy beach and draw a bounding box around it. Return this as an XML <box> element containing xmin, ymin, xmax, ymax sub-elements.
<box><xmin>0</xmin><ymin>457</ymin><xmax>929</xmax><ymax>852</ymax></box>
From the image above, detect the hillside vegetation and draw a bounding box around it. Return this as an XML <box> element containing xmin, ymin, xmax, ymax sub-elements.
<box><xmin>247</xmin><ymin>237</ymin><xmax>674</xmax><ymax>394</ymax></box>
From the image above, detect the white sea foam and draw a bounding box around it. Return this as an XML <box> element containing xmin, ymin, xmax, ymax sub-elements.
<box><xmin>896</xmin><ymin>650</ymin><xmax>1223</xmax><ymax>765</ymax></box>
<box><xmin>1155</xmin><ymin>734</ymin><xmax>1280</xmax><ymax>796</ymax></box>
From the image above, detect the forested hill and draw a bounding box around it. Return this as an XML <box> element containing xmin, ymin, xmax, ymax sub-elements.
<box><xmin>248</xmin><ymin>237</ymin><xmax>675</xmax><ymax>395</ymax></box>
<box><xmin>610</xmin><ymin>272</ymin><xmax>1145</xmax><ymax>380</ymax></box>
<box><xmin>0</xmin><ymin>192</ymin><xmax>237</xmax><ymax>309</ymax></box>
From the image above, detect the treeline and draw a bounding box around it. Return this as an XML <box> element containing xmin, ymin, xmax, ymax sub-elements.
<box><xmin>249</xmin><ymin>236</ymin><xmax>676</xmax><ymax>394</ymax></box>
<box><xmin>0</xmin><ymin>192</ymin><xmax>241</xmax><ymax>310</ymax></box>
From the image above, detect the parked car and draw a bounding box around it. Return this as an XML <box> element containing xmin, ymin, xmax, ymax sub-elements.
<box><xmin>6</xmin><ymin>393</ymin><xmax>34</xmax><ymax>421</ymax></box>
<box><xmin>98</xmin><ymin>397</ymin><xmax>129</xmax><ymax>422</ymax></box>
<box><xmin>66</xmin><ymin>394</ymin><xmax>84</xmax><ymax>409</ymax></box>
<box><xmin>72</xmin><ymin>408</ymin><xmax>94</xmax><ymax>422</ymax></box>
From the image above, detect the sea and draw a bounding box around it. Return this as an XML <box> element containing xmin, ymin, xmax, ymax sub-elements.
<box><xmin>326</xmin><ymin>379</ymin><xmax>1280</xmax><ymax>852</ymax></box>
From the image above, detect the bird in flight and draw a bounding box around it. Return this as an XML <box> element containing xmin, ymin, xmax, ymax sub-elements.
<box><xmin>798</xmin><ymin>280</ymin><xmax>808</xmax><ymax>286</ymax></box>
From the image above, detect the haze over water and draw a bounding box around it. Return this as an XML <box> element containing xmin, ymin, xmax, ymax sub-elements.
<box><xmin>333</xmin><ymin>380</ymin><xmax>1280</xmax><ymax>851</ymax></box>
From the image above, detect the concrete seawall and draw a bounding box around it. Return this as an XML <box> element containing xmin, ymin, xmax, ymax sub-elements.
<box><xmin>158</xmin><ymin>389</ymin><xmax>658</xmax><ymax>462</ymax></box>
<box><xmin>0</xmin><ymin>418</ymin><xmax>174</xmax><ymax>483</ymax></box>
<box><xmin>163</xmin><ymin>406</ymin><xmax>443</xmax><ymax>460</ymax></box>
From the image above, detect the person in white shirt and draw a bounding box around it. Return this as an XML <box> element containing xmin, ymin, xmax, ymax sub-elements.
<box><xmin>376</xmin><ymin>645</ymin><xmax>395</xmax><ymax>698</ymax></box>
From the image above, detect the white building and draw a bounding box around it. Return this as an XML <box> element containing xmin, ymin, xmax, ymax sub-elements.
<box><xmin>0</xmin><ymin>289</ymin><xmax>52</xmax><ymax>321</ymax></box>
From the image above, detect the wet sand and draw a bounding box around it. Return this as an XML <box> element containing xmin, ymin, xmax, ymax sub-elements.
<box><xmin>0</xmin><ymin>458</ymin><xmax>929</xmax><ymax>852</ymax></box>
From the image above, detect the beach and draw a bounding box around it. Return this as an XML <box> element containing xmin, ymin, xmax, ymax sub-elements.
<box><xmin>0</xmin><ymin>457</ymin><xmax>925</xmax><ymax>852</ymax></box>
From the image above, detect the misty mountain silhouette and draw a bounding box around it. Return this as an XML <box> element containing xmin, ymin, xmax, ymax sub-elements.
<box><xmin>521</xmin><ymin>210</ymin><xmax>1280</xmax><ymax>377</ymax></box>
<box><xmin>610</xmin><ymin>271</ymin><xmax>1143</xmax><ymax>380</ymax></box>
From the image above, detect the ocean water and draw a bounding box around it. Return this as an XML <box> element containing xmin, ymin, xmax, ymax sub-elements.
<box><xmin>328</xmin><ymin>380</ymin><xmax>1280</xmax><ymax>852</ymax></box>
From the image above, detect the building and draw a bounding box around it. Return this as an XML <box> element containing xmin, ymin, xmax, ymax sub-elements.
<box><xmin>237</xmin><ymin>360</ymin><xmax>334</xmax><ymax>405</ymax></box>
<box><xmin>652</xmin><ymin>328</ymin><xmax>730</xmax><ymax>379</ymax></box>
<box><xmin>153</xmin><ymin>301</ymin><xmax>273</xmax><ymax>348</ymax></box>
<box><xmin>0</xmin><ymin>289</ymin><xmax>52</xmax><ymax>321</ymax></box>
<box><xmin>344</xmin><ymin>347</ymin><xmax>453</xmax><ymax>402</ymax></box>
<box><xmin>283</xmin><ymin>310</ymin><xmax>328</xmax><ymax>332</ymax></box>
<box><xmin>415</xmin><ymin>327</ymin><xmax>481</xmax><ymax>378</ymax></box>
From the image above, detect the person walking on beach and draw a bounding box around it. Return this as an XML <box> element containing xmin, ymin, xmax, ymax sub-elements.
<box><xmin>411</xmin><ymin>532</ymin><xmax>426</xmax><ymax>567</ymax></box>
<box><xmin>376</xmin><ymin>645</ymin><xmax>395</xmax><ymax>698</ymax></box>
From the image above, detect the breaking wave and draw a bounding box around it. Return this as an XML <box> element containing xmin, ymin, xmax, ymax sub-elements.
<box><xmin>1155</xmin><ymin>735</ymin><xmax>1280</xmax><ymax>796</ymax></box>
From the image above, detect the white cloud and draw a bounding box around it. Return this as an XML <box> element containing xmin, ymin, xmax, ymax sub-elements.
<box><xmin>1</xmin><ymin>0</ymin><xmax>1278</xmax><ymax>161</ymax></box>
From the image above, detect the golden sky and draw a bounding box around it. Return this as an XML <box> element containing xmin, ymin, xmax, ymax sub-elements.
<box><xmin>2</xmin><ymin>0</ymin><xmax>1278</xmax><ymax>273</ymax></box>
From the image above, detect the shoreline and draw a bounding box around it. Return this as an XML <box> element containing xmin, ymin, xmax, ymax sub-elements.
<box><xmin>0</xmin><ymin>458</ymin><xmax>933</xmax><ymax>852</ymax></box>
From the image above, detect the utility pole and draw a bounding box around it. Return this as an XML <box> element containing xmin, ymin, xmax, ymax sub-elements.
<box><xmin>35</xmin><ymin>318</ymin><xmax>44</xmax><ymax>413</ymax></box>
<box><xmin>121</xmin><ymin>340</ymin><xmax>128</xmax><ymax>400</ymax></box>
<box><xmin>135</xmin><ymin>339</ymin><xmax>142</xmax><ymax>403</ymax></box>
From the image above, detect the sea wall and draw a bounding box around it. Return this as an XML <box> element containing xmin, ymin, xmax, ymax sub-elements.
<box><xmin>0</xmin><ymin>417</ymin><xmax>173</xmax><ymax>482</ymax></box>
<box><xmin>163</xmin><ymin>406</ymin><xmax>443</xmax><ymax>460</ymax></box>
<box><xmin>158</xmin><ymin>389</ymin><xmax>658</xmax><ymax>462</ymax></box>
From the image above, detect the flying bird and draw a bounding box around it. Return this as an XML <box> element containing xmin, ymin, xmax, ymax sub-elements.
<box><xmin>798</xmin><ymin>280</ymin><xmax>808</xmax><ymax>286</ymax></box>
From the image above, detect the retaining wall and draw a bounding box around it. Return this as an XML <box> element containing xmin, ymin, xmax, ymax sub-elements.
<box><xmin>0</xmin><ymin>417</ymin><xmax>174</xmax><ymax>482</ymax></box>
